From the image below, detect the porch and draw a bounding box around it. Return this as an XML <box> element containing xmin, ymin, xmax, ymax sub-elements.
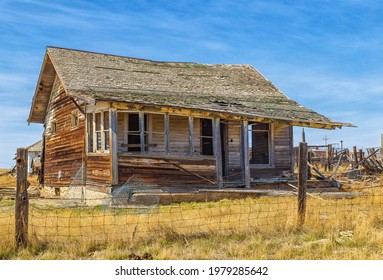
<box><xmin>85</xmin><ymin>106</ymin><xmax>294</xmax><ymax>188</ymax></box>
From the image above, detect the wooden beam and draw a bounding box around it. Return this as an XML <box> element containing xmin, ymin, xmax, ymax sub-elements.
<box><xmin>240</xmin><ymin>119</ymin><xmax>251</xmax><ymax>189</ymax></box>
<box><xmin>139</xmin><ymin>111</ymin><xmax>145</xmax><ymax>154</ymax></box>
<box><xmin>69</xmin><ymin>96</ymin><xmax>85</xmax><ymax>115</ymax></box>
<box><xmin>110</xmin><ymin>109</ymin><xmax>118</xmax><ymax>185</ymax></box>
<box><xmin>163</xmin><ymin>160</ymin><xmax>215</xmax><ymax>185</ymax></box>
<box><xmin>213</xmin><ymin>118</ymin><xmax>223</xmax><ymax>188</ymax></box>
<box><xmin>307</xmin><ymin>162</ymin><xmax>327</xmax><ymax>180</ymax></box>
<box><xmin>164</xmin><ymin>113</ymin><xmax>170</xmax><ymax>155</ymax></box>
<box><xmin>189</xmin><ymin>116</ymin><xmax>194</xmax><ymax>156</ymax></box>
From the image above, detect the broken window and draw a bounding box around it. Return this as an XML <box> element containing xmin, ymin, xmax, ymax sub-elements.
<box><xmin>200</xmin><ymin>118</ymin><xmax>214</xmax><ymax>156</ymax></box>
<box><xmin>87</xmin><ymin>111</ymin><xmax>110</xmax><ymax>153</ymax></box>
<box><xmin>71</xmin><ymin>111</ymin><xmax>79</xmax><ymax>127</ymax></box>
<box><xmin>126</xmin><ymin>113</ymin><xmax>147</xmax><ymax>152</ymax></box>
<box><xmin>249</xmin><ymin>122</ymin><xmax>270</xmax><ymax>164</ymax></box>
<box><xmin>51</xmin><ymin>122</ymin><xmax>57</xmax><ymax>134</ymax></box>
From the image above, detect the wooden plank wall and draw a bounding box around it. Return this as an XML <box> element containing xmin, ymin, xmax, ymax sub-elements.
<box><xmin>273</xmin><ymin>121</ymin><xmax>293</xmax><ymax>170</ymax></box>
<box><xmin>86</xmin><ymin>155</ymin><xmax>112</xmax><ymax>185</ymax></box>
<box><xmin>118</xmin><ymin>155</ymin><xmax>216</xmax><ymax>186</ymax></box>
<box><xmin>44</xmin><ymin>78</ymin><xmax>85</xmax><ymax>187</ymax></box>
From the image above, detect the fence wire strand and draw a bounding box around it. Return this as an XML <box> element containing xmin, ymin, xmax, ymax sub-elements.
<box><xmin>1</xmin><ymin>177</ymin><xmax>383</xmax><ymax>249</ymax></box>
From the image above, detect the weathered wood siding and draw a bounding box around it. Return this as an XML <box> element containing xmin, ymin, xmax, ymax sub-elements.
<box><xmin>273</xmin><ymin>121</ymin><xmax>293</xmax><ymax>170</ymax></box>
<box><xmin>44</xmin><ymin>77</ymin><xmax>85</xmax><ymax>186</ymax></box>
<box><xmin>118</xmin><ymin>155</ymin><xmax>216</xmax><ymax>186</ymax></box>
<box><xmin>86</xmin><ymin>155</ymin><xmax>112</xmax><ymax>185</ymax></box>
<box><xmin>227</xmin><ymin>119</ymin><xmax>241</xmax><ymax>169</ymax></box>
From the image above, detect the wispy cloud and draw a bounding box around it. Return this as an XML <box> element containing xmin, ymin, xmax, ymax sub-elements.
<box><xmin>1</xmin><ymin>0</ymin><xmax>383</xmax><ymax>166</ymax></box>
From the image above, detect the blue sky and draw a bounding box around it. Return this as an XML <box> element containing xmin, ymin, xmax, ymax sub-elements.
<box><xmin>0</xmin><ymin>0</ymin><xmax>382</xmax><ymax>167</ymax></box>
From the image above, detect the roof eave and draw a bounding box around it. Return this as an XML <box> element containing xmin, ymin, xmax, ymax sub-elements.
<box><xmin>28</xmin><ymin>50</ymin><xmax>56</xmax><ymax>124</ymax></box>
<box><xmin>92</xmin><ymin>97</ymin><xmax>354</xmax><ymax>129</ymax></box>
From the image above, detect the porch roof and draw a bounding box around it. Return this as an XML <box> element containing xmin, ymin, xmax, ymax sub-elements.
<box><xmin>28</xmin><ymin>47</ymin><xmax>353</xmax><ymax>129</ymax></box>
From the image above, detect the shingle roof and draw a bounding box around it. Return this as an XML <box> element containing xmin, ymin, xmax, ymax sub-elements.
<box><xmin>26</xmin><ymin>140</ymin><xmax>42</xmax><ymax>152</ymax></box>
<box><xmin>28</xmin><ymin>46</ymin><xmax>353</xmax><ymax>129</ymax></box>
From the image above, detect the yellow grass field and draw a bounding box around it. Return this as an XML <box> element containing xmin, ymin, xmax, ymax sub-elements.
<box><xmin>1</xmin><ymin>168</ymin><xmax>383</xmax><ymax>260</ymax></box>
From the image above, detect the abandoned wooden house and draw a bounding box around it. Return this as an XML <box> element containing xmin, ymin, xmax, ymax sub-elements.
<box><xmin>26</xmin><ymin>140</ymin><xmax>42</xmax><ymax>174</ymax></box>
<box><xmin>27</xmin><ymin>47</ymin><xmax>352</xmax><ymax>194</ymax></box>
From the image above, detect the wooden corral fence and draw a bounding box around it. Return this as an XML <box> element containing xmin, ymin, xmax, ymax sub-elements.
<box><xmin>294</xmin><ymin>144</ymin><xmax>383</xmax><ymax>179</ymax></box>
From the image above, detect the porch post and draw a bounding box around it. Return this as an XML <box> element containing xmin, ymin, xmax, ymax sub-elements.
<box><xmin>164</xmin><ymin>113</ymin><xmax>170</xmax><ymax>155</ymax></box>
<box><xmin>110</xmin><ymin>109</ymin><xmax>119</xmax><ymax>185</ymax></box>
<box><xmin>139</xmin><ymin>111</ymin><xmax>145</xmax><ymax>154</ymax></box>
<box><xmin>188</xmin><ymin>116</ymin><xmax>194</xmax><ymax>156</ymax></box>
<box><xmin>240</xmin><ymin>119</ymin><xmax>251</xmax><ymax>189</ymax></box>
<box><xmin>214</xmin><ymin>118</ymin><xmax>223</xmax><ymax>188</ymax></box>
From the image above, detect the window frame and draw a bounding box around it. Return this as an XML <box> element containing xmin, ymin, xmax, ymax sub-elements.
<box><xmin>86</xmin><ymin>110</ymin><xmax>110</xmax><ymax>154</ymax></box>
<box><xmin>71</xmin><ymin>111</ymin><xmax>79</xmax><ymax>128</ymax></box>
<box><xmin>50</xmin><ymin>121</ymin><xmax>57</xmax><ymax>135</ymax></box>
<box><xmin>123</xmin><ymin>112</ymin><xmax>148</xmax><ymax>153</ymax></box>
<box><xmin>248</xmin><ymin>122</ymin><xmax>274</xmax><ymax>167</ymax></box>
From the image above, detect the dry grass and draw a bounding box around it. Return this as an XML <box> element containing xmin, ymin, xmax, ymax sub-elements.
<box><xmin>2</xmin><ymin>169</ymin><xmax>383</xmax><ymax>260</ymax></box>
<box><xmin>1</xmin><ymin>190</ymin><xmax>383</xmax><ymax>259</ymax></box>
<box><xmin>0</xmin><ymin>169</ymin><xmax>16</xmax><ymax>188</ymax></box>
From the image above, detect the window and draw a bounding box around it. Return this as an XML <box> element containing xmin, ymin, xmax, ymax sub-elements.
<box><xmin>201</xmin><ymin>118</ymin><xmax>214</xmax><ymax>155</ymax></box>
<box><xmin>87</xmin><ymin>111</ymin><xmax>110</xmax><ymax>153</ymax></box>
<box><xmin>126</xmin><ymin>113</ymin><xmax>147</xmax><ymax>152</ymax></box>
<box><xmin>71</xmin><ymin>112</ymin><xmax>79</xmax><ymax>127</ymax></box>
<box><xmin>51</xmin><ymin>122</ymin><xmax>57</xmax><ymax>134</ymax></box>
<box><xmin>249</xmin><ymin>122</ymin><xmax>270</xmax><ymax>164</ymax></box>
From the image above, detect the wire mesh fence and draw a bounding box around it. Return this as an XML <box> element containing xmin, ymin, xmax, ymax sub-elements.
<box><xmin>2</xmin><ymin>178</ymin><xmax>383</xmax><ymax>250</ymax></box>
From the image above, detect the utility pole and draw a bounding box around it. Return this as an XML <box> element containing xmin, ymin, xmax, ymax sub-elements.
<box><xmin>340</xmin><ymin>140</ymin><xmax>343</xmax><ymax>151</ymax></box>
<box><xmin>302</xmin><ymin>128</ymin><xmax>306</xmax><ymax>143</ymax></box>
<box><xmin>323</xmin><ymin>135</ymin><xmax>329</xmax><ymax>146</ymax></box>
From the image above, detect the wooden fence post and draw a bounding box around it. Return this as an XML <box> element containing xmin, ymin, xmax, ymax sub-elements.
<box><xmin>353</xmin><ymin>146</ymin><xmax>358</xmax><ymax>168</ymax></box>
<box><xmin>358</xmin><ymin>149</ymin><xmax>364</xmax><ymax>163</ymax></box>
<box><xmin>307</xmin><ymin>150</ymin><xmax>312</xmax><ymax>179</ymax></box>
<box><xmin>15</xmin><ymin>148</ymin><xmax>29</xmax><ymax>248</ymax></box>
<box><xmin>298</xmin><ymin>142</ymin><xmax>308</xmax><ymax>228</ymax></box>
<box><xmin>328</xmin><ymin>144</ymin><xmax>333</xmax><ymax>171</ymax></box>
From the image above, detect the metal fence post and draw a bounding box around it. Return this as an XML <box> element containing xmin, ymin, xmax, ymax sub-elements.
<box><xmin>15</xmin><ymin>148</ymin><xmax>29</xmax><ymax>248</ymax></box>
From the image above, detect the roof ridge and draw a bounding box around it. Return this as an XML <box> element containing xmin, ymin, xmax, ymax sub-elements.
<box><xmin>46</xmin><ymin>46</ymin><xmax>248</xmax><ymax>67</ymax></box>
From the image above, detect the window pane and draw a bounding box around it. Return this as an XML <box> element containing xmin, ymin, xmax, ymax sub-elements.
<box><xmin>104</xmin><ymin>111</ymin><xmax>110</xmax><ymax>130</ymax></box>
<box><xmin>250</xmin><ymin>131</ymin><xmax>269</xmax><ymax>164</ymax></box>
<box><xmin>95</xmin><ymin>113</ymin><xmax>101</xmax><ymax>131</ymax></box>
<box><xmin>128</xmin><ymin>113</ymin><xmax>139</xmax><ymax>131</ymax></box>
<box><xmin>201</xmin><ymin>118</ymin><xmax>213</xmax><ymax>155</ymax></box>
<box><xmin>104</xmin><ymin>131</ymin><xmax>110</xmax><ymax>150</ymax></box>
<box><xmin>96</xmin><ymin>132</ymin><xmax>101</xmax><ymax>151</ymax></box>
<box><xmin>87</xmin><ymin>114</ymin><xmax>93</xmax><ymax>153</ymax></box>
